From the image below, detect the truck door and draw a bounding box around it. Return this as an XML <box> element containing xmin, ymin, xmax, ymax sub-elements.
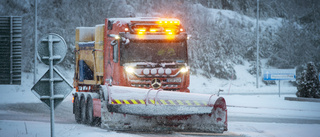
<box><xmin>105</xmin><ymin>19</ymin><xmax>121</xmax><ymax>85</ymax></box>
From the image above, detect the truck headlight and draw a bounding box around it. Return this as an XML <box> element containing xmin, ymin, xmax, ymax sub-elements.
<box><xmin>125</xmin><ymin>66</ymin><xmax>134</xmax><ymax>74</ymax></box>
<box><xmin>180</xmin><ymin>67</ymin><xmax>188</xmax><ymax>73</ymax></box>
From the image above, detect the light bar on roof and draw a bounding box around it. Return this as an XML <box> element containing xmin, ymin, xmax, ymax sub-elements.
<box><xmin>129</xmin><ymin>18</ymin><xmax>182</xmax><ymax>35</ymax></box>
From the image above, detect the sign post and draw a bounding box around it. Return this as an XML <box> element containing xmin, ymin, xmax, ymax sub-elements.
<box><xmin>263</xmin><ymin>69</ymin><xmax>296</xmax><ymax>97</ymax></box>
<box><xmin>31</xmin><ymin>33</ymin><xmax>72</xmax><ymax>137</ymax></box>
<box><xmin>278</xmin><ymin>80</ymin><xmax>280</xmax><ymax>97</ymax></box>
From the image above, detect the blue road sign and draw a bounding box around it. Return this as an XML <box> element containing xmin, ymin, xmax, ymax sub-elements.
<box><xmin>263</xmin><ymin>69</ymin><xmax>296</xmax><ymax>81</ymax></box>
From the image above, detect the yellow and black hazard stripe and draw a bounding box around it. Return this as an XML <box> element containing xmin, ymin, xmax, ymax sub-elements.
<box><xmin>110</xmin><ymin>99</ymin><xmax>208</xmax><ymax>106</ymax></box>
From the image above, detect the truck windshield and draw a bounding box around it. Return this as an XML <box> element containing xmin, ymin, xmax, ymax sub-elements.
<box><xmin>120</xmin><ymin>40</ymin><xmax>188</xmax><ymax>64</ymax></box>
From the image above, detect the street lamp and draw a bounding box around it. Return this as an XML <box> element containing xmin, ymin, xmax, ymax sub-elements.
<box><xmin>256</xmin><ymin>0</ymin><xmax>260</xmax><ymax>88</ymax></box>
<box><xmin>34</xmin><ymin>0</ymin><xmax>38</xmax><ymax>84</ymax></box>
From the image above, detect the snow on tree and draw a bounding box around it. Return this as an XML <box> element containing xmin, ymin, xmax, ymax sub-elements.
<box><xmin>296</xmin><ymin>62</ymin><xmax>320</xmax><ymax>98</ymax></box>
<box><xmin>1</xmin><ymin>0</ymin><xmax>319</xmax><ymax>80</ymax></box>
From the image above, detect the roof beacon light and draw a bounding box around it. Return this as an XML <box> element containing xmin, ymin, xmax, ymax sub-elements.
<box><xmin>157</xmin><ymin>19</ymin><xmax>180</xmax><ymax>25</ymax></box>
<box><xmin>166</xmin><ymin>29</ymin><xmax>173</xmax><ymax>35</ymax></box>
<box><xmin>150</xmin><ymin>28</ymin><xmax>157</xmax><ymax>32</ymax></box>
<box><xmin>138</xmin><ymin>28</ymin><xmax>146</xmax><ymax>35</ymax></box>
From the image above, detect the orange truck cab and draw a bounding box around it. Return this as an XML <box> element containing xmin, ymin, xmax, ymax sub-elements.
<box><xmin>74</xmin><ymin>17</ymin><xmax>190</xmax><ymax>93</ymax></box>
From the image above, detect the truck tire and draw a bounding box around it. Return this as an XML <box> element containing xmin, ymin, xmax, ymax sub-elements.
<box><xmin>80</xmin><ymin>96</ymin><xmax>86</xmax><ymax>124</ymax></box>
<box><xmin>74</xmin><ymin>95</ymin><xmax>81</xmax><ymax>123</ymax></box>
<box><xmin>86</xmin><ymin>96</ymin><xmax>94</xmax><ymax>125</ymax></box>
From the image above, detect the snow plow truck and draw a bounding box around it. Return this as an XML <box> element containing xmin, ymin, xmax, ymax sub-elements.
<box><xmin>73</xmin><ymin>17</ymin><xmax>227</xmax><ymax>133</ymax></box>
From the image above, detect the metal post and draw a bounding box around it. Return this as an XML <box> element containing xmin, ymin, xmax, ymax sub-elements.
<box><xmin>48</xmin><ymin>35</ymin><xmax>55</xmax><ymax>137</ymax></box>
<box><xmin>278</xmin><ymin>80</ymin><xmax>280</xmax><ymax>97</ymax></box>
<box><xmin>256</xmin><ymin>0</ymin><xmax>260</xmax><ymax>88</ymax></box>
<box><xmin>10</xmin><ymin>16</ymin><xmax>13</xmax><ymax>84</ymax></box>
<box><xmin>34</xmin><ymin>0</ymin><xmax>38</xmax><ymax>84</ymax></box>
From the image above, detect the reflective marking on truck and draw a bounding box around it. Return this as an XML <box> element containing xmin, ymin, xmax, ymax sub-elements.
<box><xmin>202</xmin><ymin>101</ymin><xmax>208</xmax><ymax>106</ymax></box>
<box><xmin>150</xmin><ymin>100</ymin><xmax>155</xmax><ymax>104</ymax></box>
<box><xmin>139</xmin><ymin>100</ymin><xmax>145</xmax><ymax>104</ymax></box>
<box><xmin>149</xmin><ymin>100</ymin><xmax>159</xmax><ymax>104</ymax></box>
<box><xmin>131</xmin><ymin>99</ymin><xmax>138</xmax><ymax>104</ymax></box>
<box><xmin>177</xmin><ymin>100</ymin><xmax>184</xmax><ymax>105</ymax></box>
<box><xmin>115</xmin><ymin>100</ymin><xmax>122</xmax><ymax>104</ymax></box>
<box><xmin>123</xmin><ymin>100</ymin><xmax>130</xmax><ymax>104</ymax></box>
<box><xmin>110</xmin><ymin>99</ymin><xmax>208</xmax><ymax>106</ymax></box>
<box><xmin>160</xmin><ymin>100</ymin><xmax>168</xmax><ymax>105</ymax></box>
<box><xmin>185</xmin><ymin>100</ymin><xmax>192</xmax><ymax>105</ymax></box>
<box><xmin>193</xmin><ymin>101</ymin><xmax>201</xmax><ymax>106</ymax></box>
<box><xmin>168</xmin><ymin>100</ymin><xmax>176</xmax><ymax>105</ymax></box>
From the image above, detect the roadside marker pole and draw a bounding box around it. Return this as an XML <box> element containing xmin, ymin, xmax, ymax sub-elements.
<box><xmin>34</xmin><ymin>0</ymin><xmax>37</xmax><ymax>84</ymax></box>
<box><xmin>256</xmin><ymin>0</ymin><xmax>260</xmax><ymax>89</ymax></box>
<box><xmin>48</xmin><ymin>35</ymin><xmax>55</xmax><ymax>137</ymax></box>
<box><xmin>278</xmin><ymin>80</ymin><xmax>280</xmax><ymax>97</ymax></box>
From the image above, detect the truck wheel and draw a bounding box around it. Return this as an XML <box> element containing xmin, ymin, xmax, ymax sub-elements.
<box><xmin>86</xmin><ymin>97</ymin><xmax>94</xmax><ymax>125</ymax></box>
<box><xmin>80</xmin><ymin>96</ymin><xmax>86</xmax><ymax>124</ymax></box>
<box><xmin>74</xmin><ymin>95</ymin><xmax>81</xmax><ymax>123</ymax></box>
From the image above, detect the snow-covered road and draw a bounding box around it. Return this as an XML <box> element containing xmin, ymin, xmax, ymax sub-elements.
<box><xmin>1</xmin><ymin>70</ymin><xmax>320</xmax><ymax>136</ymax></box>
<box><xmin>1</xmin><ymin>95</ymin><xmax>320</xmax><ymax>125</ymax></box>
<box><xmin>0</xmin><ymin>102</ymin><xmax>75</xmax><ymax>124</ymax></box>
<box><xmin>1</xmin><ymin>93</ymin><xmax>320</xmax><ymax>137</ymax></box>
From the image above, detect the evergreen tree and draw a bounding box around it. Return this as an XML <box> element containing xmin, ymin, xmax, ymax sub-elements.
<box><xmin>296</xmin><ymin>62</ymin><xmax>320</xmax><ymax>98</ymax></box>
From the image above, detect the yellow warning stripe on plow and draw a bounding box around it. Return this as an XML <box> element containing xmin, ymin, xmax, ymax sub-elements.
<box><xmin>110</xmin><ymin>99</ymin><xmax>208</xmax><ymax>106</ymax></box>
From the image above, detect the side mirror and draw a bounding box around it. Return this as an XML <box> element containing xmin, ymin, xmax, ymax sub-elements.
<box><xmin>119</xmin><ymin>32</ymin><xmax>130</xmax><ymax>46</ymax></box>
<box><xmin>111</xmin><ymin>39</ymin><xmax>118</xmax><ymax>46</ymax></box>
<box><xmin>121</xmin><ymin>37</ymin><xmax>130</xmax><ymax>46</ymax></box>
<box><xmin>110</xmin><ymin>39</ymin><xmax>118</xmax><ymax>63</ymax></box>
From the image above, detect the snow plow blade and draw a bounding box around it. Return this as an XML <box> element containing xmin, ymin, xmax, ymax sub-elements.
<box><xmin>101</xmin><ymin>86</ymin><xmax>227</xmax><ymax>133</ymax></box>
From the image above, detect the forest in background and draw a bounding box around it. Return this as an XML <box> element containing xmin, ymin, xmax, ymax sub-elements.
<box><xmin>1</xmin><ymin>0</ymin><xmax>319</xmax><ymax>80</ymax></box>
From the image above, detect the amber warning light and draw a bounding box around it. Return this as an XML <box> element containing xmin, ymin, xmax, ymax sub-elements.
<box><xmin>158</xmin><ymin>19</ymin><xmax>180</xmax><ymax>25</ymax></box>
<box><xmin>130</xmin><ymin>18</ymin><xmax>182</xmax><ymax>36</ymax></box>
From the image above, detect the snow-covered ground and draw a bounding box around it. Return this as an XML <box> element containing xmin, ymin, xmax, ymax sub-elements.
<box><xmin>0</xmin><ymin>120</ymin><xmax>140</xmax><ymax>137</ymax></box>
<box><xmin>1</xmin><ymin>62</ymin><xmax>320</xmax><ymax>137</ymax></box>
<box><xmin>189</xmin><ymin>61</ymin><xmax>297</xmax><ymax>95</ymax></box>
